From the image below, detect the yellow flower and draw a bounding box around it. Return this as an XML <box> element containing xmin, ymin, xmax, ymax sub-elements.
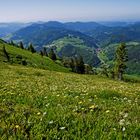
<box><xmin>78</xmin><ymin>101</ymin><xmax>83</xmax><ymax>104</ymax></box>
<box><xmin>106</xmin><ymin>110</ymin><xmax>110</xmax><ymax>113</ymax></box>
<box><xmin>37</xmin><ymin>112</ymin><xmax>41</xmax><ymax>115</ymax></box>
<box><xmin>15</xmin><ymin>125</ymin><xmax>20</xmax><ymax>129</ymax></box>
<box><xmin>89</xmin><ymin>105</ymin><xmax>96</xmax><ymax>110</ymax></box>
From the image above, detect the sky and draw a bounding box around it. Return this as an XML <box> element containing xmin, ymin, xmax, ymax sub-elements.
<box><xmin>0</xmin><ymin>0</ymin><xmax>140</xmax><ymax>22</ymax></box>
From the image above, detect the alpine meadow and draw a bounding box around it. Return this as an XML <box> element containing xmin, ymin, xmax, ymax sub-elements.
<box><xmin>0</xmin><ymin>0</ymin><xmax>140</xmax><ymax>139</ymax></box>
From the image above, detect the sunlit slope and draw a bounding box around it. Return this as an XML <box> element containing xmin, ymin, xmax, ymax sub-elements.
<box><xmin>0</xmin><ymin>40</ymin><xmax>69</xmax><ymax>72</ymax></box>
<box><xmin>0</xmin><ymin>63</ymin><xmax>140</xmax><ymax>139</ymax></box>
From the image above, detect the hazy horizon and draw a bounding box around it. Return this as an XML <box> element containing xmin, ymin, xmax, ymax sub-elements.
<box><xmin>0</xmin><ymin>0</ymin><xmax>140</xmax><ymax>22</ymax></box>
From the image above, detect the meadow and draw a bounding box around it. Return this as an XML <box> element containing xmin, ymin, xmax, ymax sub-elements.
<box><xmin>0</xmin><ymin>63</ymin><xmax>140</xmax><ymax>139</ymax></box>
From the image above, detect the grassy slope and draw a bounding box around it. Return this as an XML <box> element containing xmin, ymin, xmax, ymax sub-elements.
<box><xmin>0</xmin><ymin>63</ymin><xmax>140</xmax><ymax>139</ymax></box>
<box><xmin>0</xmin><ymin>41</ymin><xmax>69</xmax><ymax>73</ymax></box>
<box><xmin>48</xmin><ymin>36</ymin><xmax>87</xmax><ymax>51</ymax></box>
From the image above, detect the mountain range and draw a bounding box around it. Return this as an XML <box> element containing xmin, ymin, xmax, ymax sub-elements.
<box><xmin>1</xmin><ymin>21</ymin><xmax>140</xmax><ymax>74</ymax></box>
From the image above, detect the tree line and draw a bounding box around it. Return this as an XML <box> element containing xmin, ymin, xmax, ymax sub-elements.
<box><xmin>62</xmin><ymin>42</ymin><xmax>128</xmax><ymax>80</ymax></box>
<box><xmin>3</xmin><ymin>40</ymin><xmax>128</xmax><ymax>81</ymax></box>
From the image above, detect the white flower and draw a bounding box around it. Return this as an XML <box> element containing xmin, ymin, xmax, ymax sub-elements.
<box><xmin>60</xmin><ymin>127</ymin><xmax>65</xmax><ymax>130</ymax></box>
<box><xmin>45</xmin><ymin>103</ymin><xmax>50</xmax><ymax>107</ymax></box>
<box><xmin>43</xmin><ymin>112</ymin><xmax>47</xmax><ymax>116</ymax></box>
<box><xmin>122</xmin><ymin>127</ymin><xmax>126</xmax><ymax>131</ymax></box>
<box><xmin>119</xmin><ymin>119</ymin><xmax>125</xmax><ymax>126</ymax></box>
<box><xmin>106</xmin><ymin>110</ymin><xmax>110</xmax><ymax>113</ymax></box>
<box><xmin>49</xmin><ymin>120</ymin><xmax>53</xmax><ymax>124</ymax></box>
<box><xmin>124</xmin><ymin>113</ymin><xmax>128</xmax><ymax>118</ymax></box>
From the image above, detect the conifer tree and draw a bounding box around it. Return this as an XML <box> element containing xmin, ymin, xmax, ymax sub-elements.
<box><xmin>75</xmin><ymin>56</ymin><xmax>85</xmax><ymax>74</ymax></box>
<box><xmin>28</xmin><ymin>43</ymin><xmax>36</xmax><ymax>53</ymax></box>
<box><xmin>48</xmin><ymin>49</ymin><xmax>56</xmax><ymax>60</ymax></box>
<box><xmin>19</xmin><ymin>41</ymin><xmax>24</xmax><ymax>49</ymax></box>
<box><xmin>115</xmin><ymin>43</ymin><xmax>128</xmax><ymax>80</ymax></box>
<box><xmin>10</xmin><ymin>40</ymin><xmax>15</xmax><ymax>46</ymax></box>
<box><xmin>69</xmin><ymin>57</ymin><xmax>75</xmax><ymax>72</ymax></box>
<box><xmin>40</xmin><ymin>50</ymin><xmax>43</xmax><ymax>57</ymax></box>
<box><xmin>43</xmin><ymin>47</ymin><xmax>48</xmax><ymax>56</ymax></box>
<box><xmin>3</xmin><ymin>45</ymin><xmax>10</xmax><ymax>62</ymax></box>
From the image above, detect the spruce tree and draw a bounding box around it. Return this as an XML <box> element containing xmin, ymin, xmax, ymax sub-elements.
<box><xmin>70</xmin><ymin>57</ymin><xmax>75</xmax><ymax>72</ymax></box>
<box><xmin>10</xmin><ymin>40</ymin><xmax>15</xmax><ymax>46</ymax></box>
<box><xmin>75</xmin><ymin>56</ymin><xmax>85</xmax><ymax>74</ymax></box>
<box><xmin>48</xmin><ymin>49</ymin><xmax>56</xmax><ymax>60</ymax></box>
<box><xmin>115</xmin><ymin>43</ymin><xmax>128</xmax><ymax>80</ymax></box>
<box><xmin>19</xmin><ymin>41</ymin><xmax>24</xmax><ymax>49</ymax></box>
<box><xmin>43</xmin><ymin>47</ymin><xmax>48</xmax><ymax>56</ymax></box>
<box><xmin>40</xmin><ymin>50</ymin><xmax>43</xmax><ymax>57</ymax></box>
<box><xmin>28</xmin><ymin>43</ymin><xmax>36</xmax><ymax>53</ymax></box>
<box><xmin>3</xmin><ymin>45</ymin><xmax>10</xmax><ymax>62</ymax></box>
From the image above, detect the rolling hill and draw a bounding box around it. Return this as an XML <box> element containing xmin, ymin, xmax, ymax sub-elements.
<box><xmin>8</xmin><ymin>22</ymin><xmax>100</xmax><ymax>66</ymax></box>
<box><xmin>45</xmin><ymin>36</ymin><xmax>100</xmax><ymax>66</ymax></box>
<box><xmin>0</xmin><ymin>39</ymin><xmax>69</xmax><ymax>73</ymax></box>
<box><xmin>4</xmin><ymin>21</ymin><xmax>140</xmax><ymax>72</ymax></box>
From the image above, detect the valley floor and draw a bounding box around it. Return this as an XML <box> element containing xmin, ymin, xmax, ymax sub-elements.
<box><xmin>0</xmin><ymin>63</ymin><xmax>140</xmax><ymax>139</ymax></box>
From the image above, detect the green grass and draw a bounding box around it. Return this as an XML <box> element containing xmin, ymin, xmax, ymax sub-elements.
<box><xmin>0</xmin><ymin>63</ymin><xmax>140</xmax><ymax>139</ymax></box>
<box><xmin>45</xmin><ymin>36</ymin><xmax>86</xmax><ymax>52</ymax></box>
<box><xmin>0</xmin><ymin>41</ymin><xmax>69</xmax><ymax>73</ymax></box>
<box><xmin>124</xmin><ymin>74</ymin><xmax>140</xmax><ymax>83</ymax></box>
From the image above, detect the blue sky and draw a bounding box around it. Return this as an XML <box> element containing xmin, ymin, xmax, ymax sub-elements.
<box><xmin>0</xmin><ymin>0</ymin><xmax>140</xmax><ymax>22</ymax></box>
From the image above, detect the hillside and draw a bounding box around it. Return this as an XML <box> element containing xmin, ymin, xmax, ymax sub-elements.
<box><xmin>0</xmin><ymin>62</ymin><xmax>140</xmax><ymax>139</ymax></box>
<box><xmin>4</xmin><ymin>21</ymin><xmax>140</xmax><ymax>73</ymax></box>
<box><xmin>0</xmin><ymin>40</ymin><xmax>69</xmax><ymax>73</ymax></box>
<box><xmin>46</xmin><ymin>36</ymin><xmax>100</xmax><ymax>66</ymax></box>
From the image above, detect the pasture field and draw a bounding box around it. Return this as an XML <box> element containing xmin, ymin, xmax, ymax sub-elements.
<box><xmin>0</xmin><ymin>63</ymin><xmax>140</xmax><ymax>139</ymax></box>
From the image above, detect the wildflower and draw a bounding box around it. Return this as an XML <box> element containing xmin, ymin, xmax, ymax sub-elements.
<box><xmin>49</xmin><ymin>120</ymin><xmax>54</xmax><ymax>124</ymax></box>
<box><xmin>15</xmin><ymin>125</ymin><xmax>20</xmax><ymax>129</ymax></box>
<box><xmin>124</xmin><ymin>113</ymin><xmax>128</xmax><ymax>118</ymax></box>
<box><xmin>123</xmin><ymin>97</ymin><xmax>127</xmax><ymax>100</ymax></box>
<box><xmin>37</xmin><ymin>112</ymin><xmax>41</xmax><ymax>115</ymax></box>
<box><xmin>106</xmin><ymin>110</ymin><xmax>110</xmax><ymax>113</ymax></box>
<box><xmin>78</xmin><ymin>101</ymin><xmax>83</xmax><ymax>104</ymax></box>
<box><xmin>89</xmin><ymin>105</ymin><xmax>96</xmax><ymax>110</ymax></box>
<box><xmin>45</xmin><ymin>103</ymin><xmax>50</xmax><ymax>107</ymax></box>
<box><xmin>43</xmin><ymin>112</ymin><xmax>47</xmax><ymax>116</ymax></box>
<box><xmin>88</xmin><ymin>99</ymin><xmax>92</xmax><ymax>102</ymax></box>
<box><xmin>113</xmin><ymin>128</ymin><xmax>116</xmax><ymax>131</ymax></box>
<box><xmin>59</xmin><ymin>127</ymin><xmax>66</xmax><ymax>130</ymax></box>
<box><xmin>122</xmin><ymin>127</ymin><xmax>126</xmax><ymax>131</ymax></box>
<box><xmin>119</xmin><ymin>119</ymin><xmax>125</xmax><ymax>126</ymax></box>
